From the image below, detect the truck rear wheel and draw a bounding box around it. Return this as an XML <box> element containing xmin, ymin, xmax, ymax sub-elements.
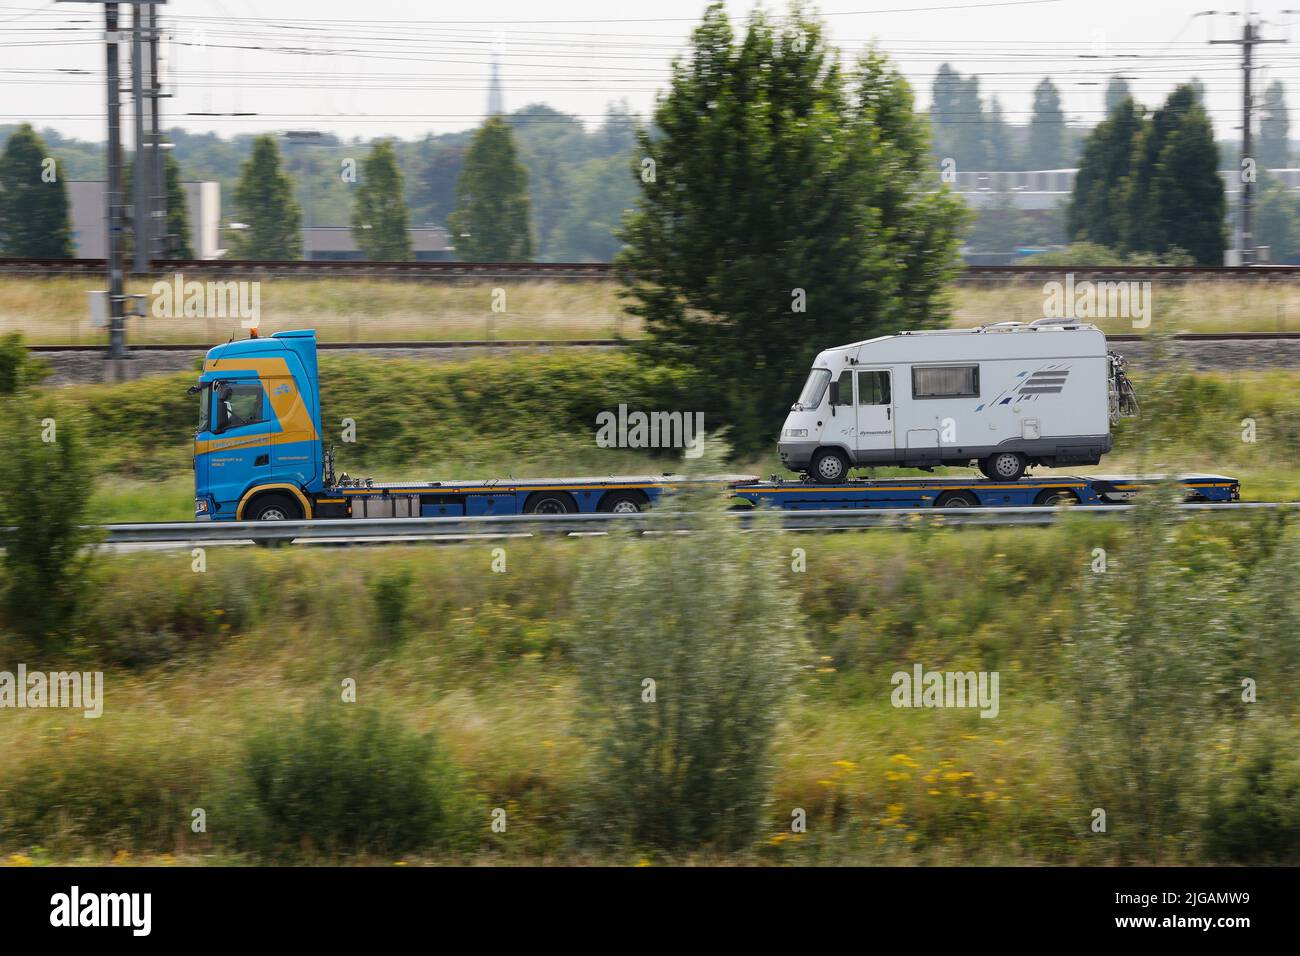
<box><xmin>935</xmin><ymin>491</ymin><xmax>979</xmax><ymax>508</ymax></box>
<box><xmin>980</xmin><ymin>452</ymin><xmax>1026</xmax><ymax>481</ymax></box>
<box><xmin>810</xmin><ymin>448</ymin><xmax>850</xmax><ymax>484</ymax></box>
<box><xmin>524</xmin><ymin>491</ymin><xmax>578</xmax><ymax>515</ymax></box>
<box><xmin>598</xmin><ymin>491</ymin><xmax>648</xmax><ymax>514</ymax></box>
<box><xmin>1034</xmin><ymin>488</ymin><xmax>1079</xmax><ymax>507</ymax></box>
<box><xmin>246</xmin><ymin>493</ymin><xmax>303</xmax><ymax>521</ymax></box>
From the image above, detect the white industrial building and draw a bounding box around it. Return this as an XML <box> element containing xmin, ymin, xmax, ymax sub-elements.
<box><xmin>66</xmin><ymin>180</ymin><xmax>221</xmax><ymax>259</ymax></box>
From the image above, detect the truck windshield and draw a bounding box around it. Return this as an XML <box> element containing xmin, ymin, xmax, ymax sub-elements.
<box><xmin>197</xmin><ymin>383</ymin><xmax>210</xmax><ymax>434</ymax></box>
<box><xmin>795</xmin><ymin>368</ymin><xmax>831</xmax><ymax>409</ymax></box>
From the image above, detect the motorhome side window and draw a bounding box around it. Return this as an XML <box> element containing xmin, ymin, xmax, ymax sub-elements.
<box><xmin>912</xmin><ymin>365</ymin><xmax>980</xmax><ymax>399</ymax></box>
<box><xmin>857</xmin><ymin>370</ymin><xmax>890</xmax><ymax>405</ymax></box>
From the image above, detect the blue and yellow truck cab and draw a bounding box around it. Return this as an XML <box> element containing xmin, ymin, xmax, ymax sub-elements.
<box><xmin>192</xmin><ymin>330</ymin><xmax>747</xmax><ymax>521</ymax></box>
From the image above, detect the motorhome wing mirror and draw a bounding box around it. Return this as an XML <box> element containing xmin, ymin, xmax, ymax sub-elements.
<box><xmin>828</xmin><ymin>381</ymin><xmax>840</xmax><ymax>405</ymax></box>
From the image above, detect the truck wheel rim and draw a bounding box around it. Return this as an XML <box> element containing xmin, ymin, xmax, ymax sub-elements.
<box><xmin>611</xmin><ymin>500</ymin><xmax>639</xmax><ymax>514</ymax></box>
<box><xmin>259</xmin><ymin>508</ymin><xmax>286</xmax><ymax>520</ymax></box>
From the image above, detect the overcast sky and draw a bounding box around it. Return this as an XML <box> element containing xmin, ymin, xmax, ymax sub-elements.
<box><xmin>0</xmin><ymin>0</ymin><xmax>1291</xmax><ymax>144</ymax></box>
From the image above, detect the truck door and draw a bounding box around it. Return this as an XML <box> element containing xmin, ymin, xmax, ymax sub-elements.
<box><xmin>202</xmin><ymin>378</ymin><xmax>272</xmax><ymax>514</ymax></box>
<box><xmin>855</xmin><ymin>368</ymin><xmax>894</xmax><ymax>454</ymax></box>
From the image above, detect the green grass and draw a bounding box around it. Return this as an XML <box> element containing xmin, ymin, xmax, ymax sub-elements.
<box><xmin>1</xmin><ymin>515</ymin><xmax>1295</xmax><ymax>865</ymax></box>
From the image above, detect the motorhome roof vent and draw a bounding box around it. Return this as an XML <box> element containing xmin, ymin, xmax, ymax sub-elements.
<box><xmin>1029</xmin><ymin>317</ymin><xmax>1079</xmax><ymax>328</ymax></box>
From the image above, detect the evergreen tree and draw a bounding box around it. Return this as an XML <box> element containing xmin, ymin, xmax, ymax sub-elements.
<box><xmin>448</xmin><ymin>116</ymin><xmax>532</xmax><ymax>261</ymax></box>
<box><xmin>984</xmin><ymin>95</ymin><xmax>1014</xmax><ymax>169</ymax></box>
<box><xmin>1068</xmin><ymin>98</ymin><xmax>1143</xmax><ymax>249</ymax></box>
<box><xmin>1148</xmin><ymin>90</ymin><xmax>1225</xmax><ymax>264</ymax></box>
<box><xmin>1105</xmin><ymin>76</ymin><xmax>1132</xmax><ymax>113</ymax></box>
<box><xmin>1258</xmin><ymin>80</ymin><xmax>1290</xmax><ymax>169</ymax></box>
<box><xmin>1071</xmin><ymin>85</ymin><xmax>1224</xmax><ymax>265</ymax></box>
<box><xmin>162</xmin><ymin>152</ymin><xmax>194</xmax><ymax>258</ymax></box>
<box><xmin>1025</xmin><ymin>78</ymin><xmax>1066</xmax><ymax>169</ymax></box>
<box><xmin>351</xmin><ymin>140</ymin><xmax>413</xmax><ymax>260</ymax></box>
<box><xmin>0</xmin><ymin>123</ymin><xmax>73</xmax><ymax>257</ymax></box>
<box><xmin>230</xmin><ymin>135</ymin><xmax>302</xmax><ymax>259</ymax></box>
<box><xmin>618</xmin><ymin>4</ymin><xmax>966</xmax><ymax>454</ymax></box>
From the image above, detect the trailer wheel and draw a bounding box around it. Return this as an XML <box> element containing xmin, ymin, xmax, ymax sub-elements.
<box><xmin>980</xmin><ymin>451</ymin><xmax>1026</xmax><ymax>481</ymax></box>
<box><xmin>1034</xmin><ymin>488</ymin><xmax>1079</xmax><ymax>507</ymax></box>
<box><xmin>935</xmin><ymin>491</ymin><xmax>979</xmax><ymax>508</ymax></box>
<box><xmin>246</xmin><ymin>492</ymin><xmax>303</xmax><ymax>521</ymax></box>
<box><xmin>810</xmin><ymin>448</ymin><xmax>850</xmax><ymax>484</ymax></box>
<box><xmin>598</xmin><ymin>490</ymin><xmax>648</xmax><ymax>514</ymax></box>
<box><xmin>524</xmin><ymin>491</ymin><xmax>578</xmax><ymax>515</ymax></box>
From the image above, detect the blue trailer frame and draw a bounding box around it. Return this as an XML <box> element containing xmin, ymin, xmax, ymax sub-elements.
<box><xmin>728</xmin><ymin>474</ymin><xmax>1240</xmax><ymax>509</ymax></box>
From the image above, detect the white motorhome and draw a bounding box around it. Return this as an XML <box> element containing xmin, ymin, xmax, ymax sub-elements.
<box><xmin>779</xmin><ymin>320</ymin><xmax>1137</xmax><ymax>483</ymax></box>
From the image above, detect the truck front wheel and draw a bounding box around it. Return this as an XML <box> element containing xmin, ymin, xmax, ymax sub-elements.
<box><xmin>246</xmin><ymin>493</ymin><xmax>303</xmax><ymax>521</ymax></box>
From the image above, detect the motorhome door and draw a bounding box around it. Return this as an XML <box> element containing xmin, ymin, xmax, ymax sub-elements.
<box><xmin>855</xmin><ymin>368</ymin><xmax>894</xmax><ymax>454</ymax></box>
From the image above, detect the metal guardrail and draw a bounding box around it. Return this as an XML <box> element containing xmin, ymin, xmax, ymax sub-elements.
<box><xmin>98</xmin><ymin>501</ymin><xmax>1294</xmax><ymax>546</ymax></box>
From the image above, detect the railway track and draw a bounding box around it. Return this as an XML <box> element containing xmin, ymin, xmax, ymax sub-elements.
<box><xmin>97</xmin><ymin>501</ymin><xmax>1294</xmax><ymax>547</ymax></box>
<box><xmin>8</xmin><ymin>257</ymin><xmax>1300</xmax><ymax>283</ymax></box>
<box><xmin>24</xmin><ymin>332</ymin><xmax>1300</xmax><ymax>352</ymax></box>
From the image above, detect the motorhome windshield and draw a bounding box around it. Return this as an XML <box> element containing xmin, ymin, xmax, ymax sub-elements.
<box><xmin>795</xmin><ymin>368</ymin><xmax>831</xmax><ymax>409</ymax></box>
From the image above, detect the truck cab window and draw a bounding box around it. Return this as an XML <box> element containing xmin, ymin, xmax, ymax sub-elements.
<box><xmin>216</xmin><ymin>381</ymin><xmax>265</xmax><ymax>432</ymax></box>
<box><xmin>857</xmin><ymin>370</ymin><xmax>891</xmax><ymax>405</ymax></box>
<box><xmin>197</xmin><ymin>383</ymin><xmax>211</xmax><ymax>434</ymax></box>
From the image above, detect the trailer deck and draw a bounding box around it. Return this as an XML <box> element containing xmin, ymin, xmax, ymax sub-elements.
<box><xmin>729</xmin><ymin>474</ymin><xmax>1240</xmax><ymax>509</ymax></box>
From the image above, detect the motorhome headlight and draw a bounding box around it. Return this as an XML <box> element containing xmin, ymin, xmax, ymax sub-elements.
<box><xmin>783</xmin><ymin>428</ymin><xmax>809</xmax><ymax>438</ymax></box>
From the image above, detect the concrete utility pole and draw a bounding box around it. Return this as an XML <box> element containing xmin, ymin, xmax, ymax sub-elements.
<box><xmin>1210</xmin><ymin>8</ymin><xmax>1285</xmax><ymax>265</ymax></box>
<box><xmin>105</xmin><ymin>2</ymin><xmax>128</xmax><ymax>359</ymax></box>
<box><xmin>130</xmin><ymin>2</ymin><xmax>149</xmax><ymax>274</ymax></box>
<box><xmin>58</xmin><ymin>0</ymin><xmax>166</xmax><ymax>362</ymax></box>
<box><xmin>148</xmin><ymin>2</ymin><xmax>164</xmax><ymax>259</ymax></box>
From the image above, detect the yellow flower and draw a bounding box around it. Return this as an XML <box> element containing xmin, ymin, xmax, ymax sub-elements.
<box><xmin>817</xmin><ymin>779</ymin><xmax>834</xmax><ymax>787</ymax></box>
<box><xmin>886</xmin><ymin>803</ymin><xmax>905</xmax><ymax>817</ymax></box>
<box><xmin>832</xmin><ymin>759</ymin><xmax>857</xmax><ymax>771</ymax></box>
<box><xmin>928</xmin><ymin>788</ymin><xmax>942</xmax><ymax>796</ymax></box>
<box><xmin>7</xmin><ymin>854</ymin><xmax>33</xmax><ymax>867</ymax></box>
<box><xmin>637</xmin><ymin>857</ymin><xmax>654</xmax><ymax>865</ymax></box>
<box><xmin>906</xmin><ymin>833</ymin><xmax>918</xmax><ymax>844</ymax></box>
<box><xmin>889</xmin><ymin>753</ymin><xmax>919</xmax><ymax>768</ymax></box>
<box><xmin>885</xmin><ymin>770</ymin><xmax>911</xmax><ymax>782</ymax></box>
<box><xmin>111</xmin><ymin>849</ymin><xmax>131</xmax><ymax>865</ymax></box>
<box><xmin>961</xmin><ymin>734</ymin><xmax>977</xmax><ymax>741</ymax></box>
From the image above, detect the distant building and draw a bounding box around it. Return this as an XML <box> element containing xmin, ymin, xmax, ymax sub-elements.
<box><xmin>301</xmin><ymin>225</ymin><xmax>454</xmax><ymax>261</ymax></box>
<box><xmin>951</xmin><ymin>169</ymin><xmax>1077</xmax><ymax>210</ymax></box>
<box><xmin>66</xmin><ymin>180</ymin><xmax>221</xmax><ymax>259</ymax></box>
